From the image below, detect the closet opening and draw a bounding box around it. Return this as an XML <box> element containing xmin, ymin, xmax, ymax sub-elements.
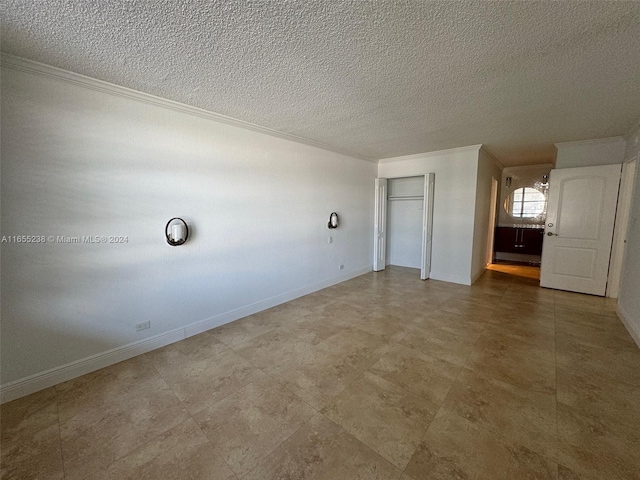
<box><xmin>374</xmin><ymin>174</ymin><xmax>435</xmax><ymax>280</ymax></box>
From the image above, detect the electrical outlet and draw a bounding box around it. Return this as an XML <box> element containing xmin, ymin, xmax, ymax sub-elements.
<box><xmin>136</xmin><ymin>321</ymin><xmax>151</xmax><ymax>332</ymax></box>
<box><xmin>339</xmin><ymin>264</ymin><xmax>344</xmax><ymax>270</ymax></box>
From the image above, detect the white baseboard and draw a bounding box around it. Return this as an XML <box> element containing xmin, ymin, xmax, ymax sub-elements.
<box><xmin>0</xmin><ymin>266</ymin><xmax>372</xmax><ymax>404</ymax></box>
<box><xmin>617</xmin><ymin>303</ymin><xmax>640</xmax><ymax>349</ymax></box>
<box><xmin>183</xmin><ymin>266</ymin><xmax>372</xmax><ymax>337</ymax></box>
<box><xmin>0</xmin><ymin>329</ymin><xmax>185</xmax><ymax>404</ymax></box>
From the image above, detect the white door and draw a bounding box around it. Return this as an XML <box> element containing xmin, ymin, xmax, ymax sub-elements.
<box><xmin>373</xmin><ymin>178</ymin><xmax>387</xmax><ymax>271</ymax></box>
<box><xmin>540</xmin><ymin>164</ymin><xmax>622</xmax><ymax>296</ymax></box>
<box><xmin>420</xmin><ymin>173</ymin><xmax>435</xmax><ymax>280</ymax></box>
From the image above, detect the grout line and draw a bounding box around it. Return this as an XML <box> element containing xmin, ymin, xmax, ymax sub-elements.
<box><xmin>147</xmin><ymin>354</ymin><xmax>242</xmax><ymax>479</ymax></box>
<box><xmin>553</xmin><ymin>290</ymin><xmax>560</xmax><ymax>465</ymax></box>
<box><xmin>54</xmin><ymin>391</ymin><xmax>67</xmax><ymax>480</ymax></box>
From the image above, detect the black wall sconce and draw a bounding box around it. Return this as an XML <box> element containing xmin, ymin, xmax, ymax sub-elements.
<box><xmin>542</xmin><ymin>174</ymin><xmax>549</xmax><ymax>185</ymax></box>
<box><xmin>328</xmin><ymin>212</ymin><xmax>339</xmax><ymax>229</ymax></box>
<box><xmin>506</xmin><ymin>177</ymin><xmax>512</xmax><ymax>187</ymax></box>
<box><xmin>165</xmin><ymin>217</ymin><xmax>189</xmax><ymax>246</ymax></box>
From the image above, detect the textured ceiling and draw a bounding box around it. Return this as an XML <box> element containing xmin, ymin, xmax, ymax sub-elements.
<box><xmin>2</xmin><ymin>1</ymin><xmax>640</xmax><ymax>166</ymax></box>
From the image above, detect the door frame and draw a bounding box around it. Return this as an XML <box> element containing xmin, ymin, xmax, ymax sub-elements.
<box><xmin>373</xmin><ymin>174</ymin><xmax>435</xmax><ymax>280</ymax></box>
<box><xmin>607</xmin><ymin>158</ymin><xmax>637</xmax><ymax>297</ymax></box>
<box><xmin>486</xmin><ymin>177</ymin><xmax>499</xmax><ymax>266</ymax></box>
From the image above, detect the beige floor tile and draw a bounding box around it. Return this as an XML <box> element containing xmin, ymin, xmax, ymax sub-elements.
<box><xmin>268</xmin><ymin>335</ymin><xmax>388</xmax><ymax>410</ymax></box>
<box><xmin>554</xmin><ymin>292</ymin><xmax>616</xmax><ymax>314</ymax></box>
<box><xmin>349</xmin><ymin>311</ymin><xmax>417</xmax><ymax>342</ymax></box>
<box><xmin>556</xmin><ymin>364</ymin><xmax>640</xmax><ymax>427</ymax></box>
<box><xmin>1</xmin><ymin>387</ymin><xmax>58</xmax><ymax>444</ymax></box>
<box><xmin>3</xmin><ymin>265</ymin><xmax>639</xmax><ymax>479</ymax></box>
<box><xmin>403</xmin><ymin>409</ymin><xmax>558</xmax><ymax>480</ymax></box>
<box><xmin>499</xmin><ymin>294</ymin><xmax>556</xmax><ymax>311</ymax></box>
<box><xmin>154</xmin><ymin>348</ymin><xmax>265</xmax><ymax>414</ymax></box>
<box><xmin>60</xmin><ymin>377</ymin><xmax>189</xmax><ymax>480</ymax></box>
<box><xmin>0</xmin><ymin>423</ymin><xmax>64</xmax><ymax>480</ymax></box>
<box><xmin>315</xmin><ymin>326</ymin><xmax>389</xmax><ymax>359</ymax></box>
<box><xmin>502</xmin><ymin>287</ymin><xmax>555</xmax><ymax>306</ymax></box>
<box><xmin>417</xmin><ymin>310</ymin><xmax>488</xmax><ymax>337</ymax></box>
<box><xmin>193</xmin><ymin>375</ymin><xmax>315</xmax><ymax>477</ymax></box>
<box><xmin>243</xmin><ymin>413</ymin><xmax>400</xmax><ymax>480</ymax></box>
<box><xmin>465</xmin><ymin>330</ymin><xmax>556</xmax><ymax>395</ymax></box>
<box><xmin>276</xmin><ymin>311</ymin><xmax>352</xmax><ymax>345</ymax></box>
<box><xmin>487</xmin><ymin>309</ymin><xmax>556</xmax><ymax>341</ymax></box>
<box><xmin>251</xmin><ymin>302</ymin><xmax>314</xmax><ymax>326</ymax></box>
<box><xmin>438</xmin><ymin>298</ymin><xmax>496</xmax><ymax>320</ymax></box>
<box><xmin>93</xmin><ymin>419</ymin><xmax>236</xmax><ymax>480</ymax></box>
<box><xmin>442</xmin><ymin>368</ymin><xmax>557</xmax><ymax>460</ymax></box>
<box><xmin>286</xmin><ymin>293</ymin><xmax>337</xmax><ymax>311</ymax></box>
<box><xmin>310</xmin><ymin>300</ymin><xmax>369</xmax><ymax>321</ymax></box>
<box><xmin>450</xmin><ymin>291</ymin><xmax>504</xmax><ymax>309</ymax></box>
<box><xmin>144</xmin><ymin>330</ymin><xmax>229</xmax><ymax>371</ymax></box>
<box><xmin>234</xmin><ymin>329</ymin><xmax>315</xmax><ymax>368</ymax></box>
<box><xmin>480</xmin><ymin>323</ymin><xmax>556</xmax><ymax>351</ymax></box>
<box><xmin>56</xmin><ymin>356</ymin><xmax>162</xmax><ymax>422</ymax></box>
<box><xmin>557</xmin><ymin>464</ymin><xmax>581</xmax><ymax>480</ymax></box>
<box><xmin>399</xmin><ymin>324</ymin><xmax>479</xmax><ymax>366</ymax></box>
<box><xmin>557</xmin><ymin>402</ymin><xmax>640</xmax><ymax>480</ymax></box>
<box><xmin>368</xmin><ymin>343</ymin><xmax>461</xmax><ymax>405</ymax></box>
<box><xmin>0</xmin><ymin>389</ymin><xmax>63</xmax><ymax>479</ymax></box>
<box><xmin>210</xmin><ymin>314</ymin><xmax>279</xmax><ymax>348</ymax></box>
<box><xmin>556</xmin><ymin>333</ymin><xmax>640</xmax><ymax>387</ymax></box>
<box><xmin>555</xmin><ymin>315</ymin><xmax>636</xmax><ymax>349</ymax></box>
<box><xmin>322</xmin><ymin>372</ymin><xmax>438</xmax><ymax>470</ymax></box>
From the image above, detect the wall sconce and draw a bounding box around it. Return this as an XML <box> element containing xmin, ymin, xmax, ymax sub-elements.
<box><xmin>506</xmin><ymin>177</ymin><xmax>512</xmax><ymax>187</ymax></box>
<box><xmin>542</xmin><ymin>174</ymin><xmax>549</xmax><ymax>185</ymax></box>
<box><xmin>328</xmin><ymin>212</ymin><xmax>339</xmax><ymax>229</ymax></box>
<box><xmin>165</xmin><ymin>217</ymin><xmax>189</xmax><ymax>246</ymax></box>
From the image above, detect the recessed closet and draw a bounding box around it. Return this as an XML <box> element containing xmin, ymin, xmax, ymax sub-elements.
<box><xmin>373</xmin><ymin>174</ymin><xmax>435</xmax><ymax>279</ymax></box>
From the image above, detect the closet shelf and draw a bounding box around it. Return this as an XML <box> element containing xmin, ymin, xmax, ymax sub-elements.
<box><xmin>387</xmin><ymin>195</ymin><xmax>424</xmax><ymax>200</ymax></box>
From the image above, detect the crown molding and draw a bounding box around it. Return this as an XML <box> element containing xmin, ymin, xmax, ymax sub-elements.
<box><xmin>554</xmin><ymin>136</ymin><xmax>625</xmax><ymax>149</ymax></box>
<box><xmin>378</xmin><ymin>144</ymin><xmax>483</xmax><ymax>164</ymax></box>
<box><xmin>0</xmin><ymin>53</ymin><xmax>374</xmax><ymax>163</ymax></box>
<box><xmin>479</xmin><ymin>145</ymin><xmax>505</xmax><ymax>170</ymax></box>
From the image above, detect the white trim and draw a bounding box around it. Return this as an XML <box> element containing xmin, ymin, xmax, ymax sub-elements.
<box><xmin>0</xmin><ymin>329</ymin><xmax>185</xmax><ymax>404</ymax></box>
<box><xmin>0</xmin><ymin>53</ymin><xmax>372</xmax><ymax>163</ymax></box>
<box><xmin>554</xmin><ymin>136</ymin><xmax>625</xmax><ymax>149</ymax></box>
<box><xmin>479</xmin><ymin>145</ymin><xmax>505</xmax><ymax>170</ymax></box>
<box><xmin>183</xmin><ymin>265</ymin><xmax>372</xmax><ymax>338</ymax></box>
<box><xmin>617</xmin><ymin>304</ymin><xmax>640</xmax><ymax>349</ymax></box>
<box><xmin>378</xmin><ymin>144</ymin><xmax>483</xmax><ymax>164</ymax></box>
<box><xmin>0</xmin><ymin>266</ymin><xmax>372</xmax><ymax>404</ymax></box>
<box><xmin>502</xmin><ymin>163</ymin><xmax>554</xmax><ymax>172</ymax></box>
<box><xmin>607</xmin><ymin>159</ymin><xmax>636</xmax><ymax>298</ymax></box>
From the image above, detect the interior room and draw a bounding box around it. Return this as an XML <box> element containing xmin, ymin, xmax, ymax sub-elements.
<box><xmin>1</xmin><ymin>2</ymin><xmax>640</xmax><ymax>480</ymax></box>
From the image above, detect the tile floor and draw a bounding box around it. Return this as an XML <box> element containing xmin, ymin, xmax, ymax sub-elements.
<box><xmin>2</xmin><ymin>266</ymin><xmax>639</xmax><ymax>479</ymax></box>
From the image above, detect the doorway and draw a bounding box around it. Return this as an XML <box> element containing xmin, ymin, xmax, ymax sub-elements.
<box><xmin>492</xmin><ymin>165</ymin><xmax>552</xmax><ymax>280</ymax></box>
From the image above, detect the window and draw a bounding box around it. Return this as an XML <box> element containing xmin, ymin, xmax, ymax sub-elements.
<box><xmin>505</xmin><ymin>187</ymin><xmax>546</xmax><ymax>218</ymax></box>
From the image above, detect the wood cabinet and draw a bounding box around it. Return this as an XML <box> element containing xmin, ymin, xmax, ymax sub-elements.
<box><xmin>494</xmin><ymin>227</ymin><xmax>544</xmax><ymax>255</ymax></box>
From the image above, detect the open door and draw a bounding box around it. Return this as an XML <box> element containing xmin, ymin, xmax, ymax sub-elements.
<box><xmin>420</xmin><ymin>173</ymin><xmax>435</xmax><ymax>280</ymax></box>
<box><xmin>373</xmin><ymin>178</ymin><xmax>387</xmax><ymax>271</ymax></box>
<box><xmin>540</xmin><ymin>164</ymin><xmax>621</xmax><ymax>296</ymax></box>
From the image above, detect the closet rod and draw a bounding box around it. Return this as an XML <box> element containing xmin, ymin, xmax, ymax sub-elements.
<box><xmin>387</xmin><ymin>195</ymin><xmax>424</xmax><ymax>200</ymax></box>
